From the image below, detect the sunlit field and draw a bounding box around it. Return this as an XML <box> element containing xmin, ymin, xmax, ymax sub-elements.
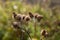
<box><xmin>0</xmin><ymin>1</ymin><xmax>60</xmax><ymax>40</ymax></box>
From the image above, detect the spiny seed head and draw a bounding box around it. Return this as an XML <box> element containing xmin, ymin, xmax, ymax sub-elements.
<box><xmin>37</xmin><ymin>15</ymin><xmax>43</xmax><ymax>22</ymax></box>
<box><xmin>13</xmin><ymin>12</ymin><xmax>17</xmax><ymax>18</ymax></box>
<box><xmin>16</xmin><ymin>14</ymin><xmax>22</xmax><ymax>21</ymax></box>
<box><xmin>29</xmin><ymin>12</ymin><xmax>34</xmax><ymax>18</ymax></box>
<box><xmin>41</xmin><ymin>29</ymin><xmax>46</xmax><ymax>35</ymax></box>
<box><xmin>25</xmin><ymin>16</ymin><xmax>30</xmax><ymax>21</ymax></box>
<box><xmin>41</xmin><ymin>29</ymin><xmax>48</xmax><ymax>37</ymax></box>
<box><xmin>12</xmin><ymin>22</ymin><xmax>19</xmax><ymax>29</ymax></box>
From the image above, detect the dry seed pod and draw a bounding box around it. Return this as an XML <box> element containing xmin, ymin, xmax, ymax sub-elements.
<box><xmin>37</xmin><ymin>15</ymin><xmax>43</xmax><ymax>22</ymax></box>
<box><xmin>12</xmin><ymin>22</ymin><xmax>19</xmax><ymax>29</ymax></box>
<box><xmin>25</xmin><ymin>16</ymin><xmax>30</xmax><ymax>22</ymax></box>
<box><xmin>16</xmin><ymin>14</ymin><xmax>22</xmax><ymax>21</ymax></box>
<box><xmin>12</xmin><ymin>12</ymin><xmax>22</xmax><ymax>21</ymax></box>
<box><xmin>29</xmin><ymin>12</ymin><xmax>34</xmax><ymax>18</ymax></box>
<box><xmin>41</xmin><ymin>29</ymin><xmax>48</xmax><ymax>37</ymax></box>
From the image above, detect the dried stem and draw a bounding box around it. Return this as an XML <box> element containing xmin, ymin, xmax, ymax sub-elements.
<box><xmin>34</xmin><ymin>21</ymin><xmax>37</xmax><ymax>37</ymax></box>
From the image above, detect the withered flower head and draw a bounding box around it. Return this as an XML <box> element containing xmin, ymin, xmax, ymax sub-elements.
<box><xmin>41</xmin><ymin>29</ymin><xmax>46</xmax><ymax>35</ymax></box>
<box><xmin>41</xmin><ymin>29</ymin><xmax>48</xmax><ymax>37</ymax></box>
<box><xmin>37</xmin><ymin>15</ymin><xmax>43</xmax><ymax>22</ymax></box>
<box><xmin>29</xmin><ymin>12</ymin><xmax>34</xmax><ymax>18</ymax></box>
<box><xmin>13</xmin><ymin>12</ymin><xmax>17</xmax><ymax>19</ymax></box>
<box><xmin>25</xmin><ymin>16</ymin><xmax>30</xmax><ymax>21</ymax></box>
<box><xmin>12</xmin><ymin>22</ymin><xmax>19</xmax><ymax>29</ymax></box>
<box><xmin>16</xmin><ymin>14</ymin><xmax>22</xmax><ymax>21</ymax></box>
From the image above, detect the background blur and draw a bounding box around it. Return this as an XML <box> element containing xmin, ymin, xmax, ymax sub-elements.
<box><xmin>0</xmin><ymin>0</ymin><xmax>60</xmax><ymax>40</ymax></box>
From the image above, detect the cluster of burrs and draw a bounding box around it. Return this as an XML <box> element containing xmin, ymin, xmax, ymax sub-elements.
<box><xmin>12</xmin><ymin>12</ymin><xmax>48</xmax><ymax>40</ymax></box>
<box><xmin>28</xmin><ymin>12</ymin><xmax>43</xmax><ymax>22</ymax></box>
<box><xmin>12</xmin><ymin>12</ymin><xmax>32</xmax><ymax>40</ymax></box>
<box><xmin>12</xmin><ymin>12</ymin><xmax>43</xmax><ymax>28</ymax></box>
<box><xmin>28</xmin><ymin>12</ymin><xmax>49</xmax><ymax>37</ymax></box>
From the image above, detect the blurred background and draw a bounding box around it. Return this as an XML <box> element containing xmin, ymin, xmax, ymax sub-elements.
<box><xmin>0</xmin><ymin>0</ymin><xmax>60</xmax><ymax>40</ymax></box>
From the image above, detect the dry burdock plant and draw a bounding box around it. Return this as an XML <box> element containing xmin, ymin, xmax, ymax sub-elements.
<box><xmin>12</xmin><ymin>12</ymin><xmax>32</xmax><ymax>40</ymax></box>
<box><xmin>28</xmin><ymin>12</ymin><xmax>43</xmax><ymax>37</ymax></box>
<box><xmin>12</xmin><ymin>12</ymin><xmax>44</xmax><ymax>40</ymax></box>
<box><xmin>13</xmin><ymin>12</ymin><xmax>22</xmax><ymax>22</ymax></box>
<box><xmin>12</xmin><ymin>22</ymin><xmax>31</xmax><ymax>40</ymax></box>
